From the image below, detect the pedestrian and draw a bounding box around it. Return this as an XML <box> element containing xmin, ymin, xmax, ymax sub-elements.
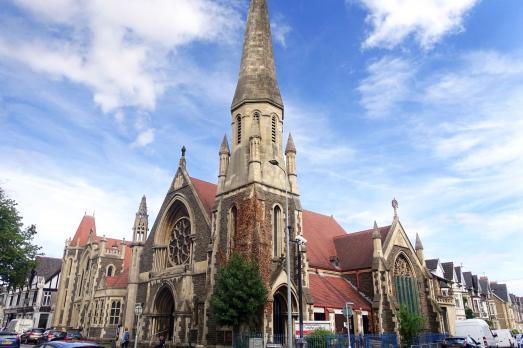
<box><xmin>120</xmin><ymin>328</ymin><xmax>130</xmax><ymax>348</ymax></box>
<box><xmin>517</xmin><ymin>334</ymin><xmax>523</xmax><ymax>348</ymax></box>
<box><xmin>156</xmin><ymin>334</ymin><xmax>166</xmax><ymax>348</ymax></box>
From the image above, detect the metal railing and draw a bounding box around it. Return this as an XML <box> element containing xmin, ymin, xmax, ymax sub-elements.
<box><xmin>232</xmin><ymin>333</ymin><xmax>398</xmax><ymax>348</ymax></box>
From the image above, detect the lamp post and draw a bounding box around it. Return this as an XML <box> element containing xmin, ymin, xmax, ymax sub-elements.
<box><xmin>294</xmin><ymin>235</ymin><xmax>307</xmax><ymax>348</ymax></box>
<box><xmin>134</xmin><ymin>303</ymin><xmax>143</xmax><ymax>348</ymax></box>
<box><xmin>269</xmin><ymin>159</ymin><xmax>293</xmax><ymax>348</ymax></box>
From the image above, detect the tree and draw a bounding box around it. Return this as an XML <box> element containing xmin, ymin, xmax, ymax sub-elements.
<box><xmin>398</xmin><ymin>306</ymin><xmax>424</xmax><ymax>347</ymax></box>
<box><xmin>210</xmin><ymin>253</ymin><xmax>268</xmax><ymax>335</ymax></box>
<box><xmin>465</xmin><ymin>308</ymin><xmax>475</xmax><ymax>319</ymax></box>
<box><xmin>0</xmin><ymin>187</ymin><xmax>41</xmax><ymax>288</ymax></box>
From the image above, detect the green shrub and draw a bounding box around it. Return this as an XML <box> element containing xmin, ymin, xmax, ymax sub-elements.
<box><xmin>398</xmin><ymin>306</ymin><xmax>424</xmax><ymax>347</ymax></box>
<box><xmin>305</xmin><ymin>329</ymin><xmax>334</xmax><ymax>348</ymax></box>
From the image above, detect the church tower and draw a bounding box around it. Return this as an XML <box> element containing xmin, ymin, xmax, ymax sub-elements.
<box><xmin>210</xmin><ymin>0</ymin><xmax>305</xmax><ymax>339</ymax></box>
<box><xmin>124</xmin><ymin>195</ymin><xmax>148</xmax><ymax>332</ymax></box>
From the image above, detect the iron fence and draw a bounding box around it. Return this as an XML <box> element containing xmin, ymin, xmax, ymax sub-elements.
<box><xmin>232</xmin><ymin>333</ymin><xmax>398</xmax><ymax>348</ymax></box>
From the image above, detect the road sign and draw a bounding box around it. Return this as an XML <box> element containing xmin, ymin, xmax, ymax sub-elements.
<box><xmin>343</xmin><ymin>306</ymin><xmax>353</xmax><ymax>318</ymax></box>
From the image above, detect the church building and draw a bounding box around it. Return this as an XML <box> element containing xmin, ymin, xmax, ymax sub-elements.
<box><xmin>53</xmin><ymin>0</ymin><xmax>446</xmax><ymax>345</ymax></box>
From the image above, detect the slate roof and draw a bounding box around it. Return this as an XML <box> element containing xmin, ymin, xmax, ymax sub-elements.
<box><xmin>441</xmin><ymin>262</ymin><xmax>455</xmax><ymax>281</ymax></box>
<box><xmin>472</xmin><ymin>275</ymin><xmax>481</xmax><ymax>292</ymax></box>
<box><xmin>309</xmin><ymin>273</ymin><xmax>371</xmax><ymax>311</ymax></box>
<box><xmin>333</xmin><ymin>225</ymin><xmax>390</xmax><ymax>271</ymax></box>
<box><xmin>455</xmin><ymin>266</ymin><xmax>463</xmax><ymax>283</ymax></box>
<box><xmin>34</xmin><ymin>256</ymin><xmax>62</xmax><ymax>281</ymax></box>
<box><xmin>479</xmin><ymin>277</ymin><xmax>490</xmax><ymax>295</ymax></box>
<box><xmin>425</xmin><ymin>259</ymin><xmax>439</xmax><ymax>272</ymax></box>
<box><xmin>463</xmin><ymin>272</ymin><xmax>474</xmax><ymax>288</ymax></box>
<box><xmin>491</xmin><ymin>283</ymin><xmax>509</xmax><ymax>302</ymax></box>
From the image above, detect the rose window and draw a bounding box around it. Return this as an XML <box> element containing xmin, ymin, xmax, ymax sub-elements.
<box><xmin>168</xmin><ymin>217</ymin><xmax>192</xmax><ymax>265</ymax></box>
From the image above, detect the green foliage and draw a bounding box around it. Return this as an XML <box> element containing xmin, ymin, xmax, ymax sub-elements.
<box><xmin>485</xmin><ymin>319</ymin><xmax>493</xmax><ymax>329</ymax></box>
<box><xmin>210</xmin><ymin>253</ymin><xmax>268</xmax><ymax>332</ymax></box>
<box><xmin>398</xmin><ymin>305</ymin><xmax>424</xmax><ymax>347</ymax></box>
<box><xmin>511</xmin><ymin>329</ymin><xmax>520</xmax><ymax>335</ymax></box>
<box><xmin>0</xmin><ymin>188</ymin><xmax>41</xmax><ymax>288</ymax></box>
<box><xmin>305</xmin><ymin>329</ymin><xmax>334</xmax><ymax>348</ymax></box>
<box><xmin>465</xmin><ymin>308</ymin><xmax>475</xmax><ymax>319</ymax></box>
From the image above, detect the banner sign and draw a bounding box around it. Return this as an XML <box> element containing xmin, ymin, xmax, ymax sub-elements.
<box><xmin>295</xmin><ymin>321</ymin><xmax>332</xmax><ymax>336</ymax></box>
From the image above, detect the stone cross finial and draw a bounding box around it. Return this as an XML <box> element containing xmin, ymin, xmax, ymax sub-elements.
<box><xmin>179</xmin><ymin>146</ymin><xmax>187</xmax><ymax>168</ymax></box>
<box><xmin>392</xmin><ymin>197</ymin><xmax>399</xmax><ymax>218</ymax></box>
<box><xmin>181</xmin><ymin>146</ymin><xmax>186</xmax><ymax>157</ymax></box>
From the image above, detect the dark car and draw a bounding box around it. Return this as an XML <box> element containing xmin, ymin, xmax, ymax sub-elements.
<box><xmin>61</xmin><ymin>332</ymin><xmax>84</xmax><ymax>342</ymax></box>
<box><xmin>21</xmin><ymin>328</ymin><xmax>45</xmax><ymax>344</ymax></box>
<box><xmin>444</xmin><ymin>336</ymin><xmax>481</xmax><ymax>348</ymax></box>
<box><xmin>38</xmin><ymin>331</ymin><xmax>66</xmax><ymax>344</ymax></box>
<box><xmin>0</xmin><ymin>331</ymin><xmax>20</xmax><ymax>348</ymax></box>
<box><xmin>35</xmin><ymin>341</ymin><xmax>103</xmax><ymax>348</ymax></box>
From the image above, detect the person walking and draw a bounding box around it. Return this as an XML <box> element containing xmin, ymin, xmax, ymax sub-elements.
<box><xmin>120</xmin><ymin>328</ymin><xmax>130</xmax><ymax>348</ymax></box>
<box><xmin>155</xmin><ymin>335</ymin><xmax>166</xmax><ymax>348</ymax></box>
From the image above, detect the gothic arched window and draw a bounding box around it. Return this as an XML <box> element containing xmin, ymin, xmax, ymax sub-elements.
<box><xmin>168</xmin><ymin>216</ymin><xmax>192</xmax><ymax>265</ymax></box>
<box><xmin>273</xmin><ymin>206</ymin><xmax>282</xmax><ymax>257</ymax></box>
<box><xmin>106</xmin><ymin>265</ymin><xmax>114</xmax><ymax>277</ymax></box>
<box><xmin>271</xmin><ymin>115</ymin><xmax>277</xmax><ymax>143</ymax></box>
<box><xmin>236</xmin><ymin>114</ymin><xmax>242</xmax><ymax>144</ymax></box>
<box><xmin>253</xmin><ymin>111</ymin><xmax>260</xmax><ymax>123</ymax></box>
<box><xmin>393</xmin><ymin>254</ymin><xmax>420</xmax><ymax>314</ymax></box>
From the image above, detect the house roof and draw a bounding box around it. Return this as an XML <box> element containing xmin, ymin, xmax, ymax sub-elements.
<box><xmin>309</xmin><ymin>273</ymin><xmax>371</xmax><ymax>311</ymax></box>
<box><xmin>491</xmin><ymin>283</ymin><xmax>509</xmax><ymax>302</ymax></box>
<box><xmin>34</xmin><ymin>256</ymin><xmax>62</xmax><ymax>281</ymax></box>
<box><xmin>472</xmin><ymin>275</ymin><xmax>481</xmax><ymax>292</ymax></box>
<box><xmin>455</xmin><ymin>266</ymin><xmax>463</xmax><ymax>283</ymax></box>
<box><xmin>333</xmin><ymin>225</ymin><xmax>390</xmax><ymax>271</ymax></box>
<box><xmin>463</xmin><ymin>272</ymin><xmax>474</xmax><ymax>288</ymax></box>
<box><xmin>425</xmin><ymin>259</ymin><xmax>439</xmax><ymax>271</ymax></box>
<box><xmin>71</xmin><ymin>215</ymin><xmax>96</xmax><ymax>246</ymax></box>
<box><xmin>441</xmin><ymin>262</ymin><xmax>455</xmax><ymax>281</ymax></box>
<box><xmin>190</xmin><ymin>177</ymin><xmax>217</xmax><ymax>215</ymax></box>
<box><xmin>479</xmin><ymin>277</ymin><xmax>490</xmax><ymax>295</ymax></box>
<box><xmin>302</xmin><ymin>210</ymin><xmax>347</xmax><ymax>270</ymax></box>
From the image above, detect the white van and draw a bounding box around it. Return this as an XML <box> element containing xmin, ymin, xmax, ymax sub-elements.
<box><xmin>455</xmin><ymin>319</ymin><xmax>498</xmax><ymax>348</ymax></box>
<box><xmin>6</xmin><ymin>319</ymin><xmax>33</xmax><ymax>335</ymax></box>
<box><xmin>493</xmin><ymin>329</ymin><xmax>515</xmax><ymax>347</ymax></box>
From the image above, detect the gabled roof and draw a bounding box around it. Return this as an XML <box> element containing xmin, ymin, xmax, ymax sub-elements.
<box><xmin>491</xmin><ymin>283</ymin><xmax>509</xmax><ymax>302</ymax></box>
<box><xmin>463</xmin><ymin>272</ymin><xmax>474</xmax><ymax>288</ymax></box>
<box><xmin>479</xmin><ymin>277</ymin><xmax>490</xmax><ymax>295</ymax></box>
<box><xmin>455</xmin><ymin>266</ymin><xmax>463</xmax><ymax>283</ymax></box>
<box><xmin>190</xmin><ymin>177</ymin><xmax>217</xmax><ymax>216</ymax></box>
<box><xmin>441</xmin><ymin>262</ymin><xmax>455</xmax><ymax>281</ymax></box>
<box><xmin>34</xmin><ymin>256</ymin><xmax>62</xmax><ymax>281</ymax></box>
<box><xmin>425</xmin><ymin>259</ymin><xmax>439</xmax><ymax>271</ymax></box>
<box><xmin>302</xmin><ymin>210</ymin><xmax>347</xmax><ymax>270</ymax></box>
<box><xmin>472</xmin><ymin>275</ymin><xmax>481</xmax><ymax>292</ymax></box>
<box><xmin>309</xmin><ymin>273</ymin><xmax>371</xmax><ymax>311</ymax></box>
<box><xmin>71</xmin><ymin>215</ymin><xmax>96</xmax><ymax>246</ymax></box>
<box><xmin>333</xmin><ymin>225</ymin><xmax>390</xmax><ymax>271</ymax></box>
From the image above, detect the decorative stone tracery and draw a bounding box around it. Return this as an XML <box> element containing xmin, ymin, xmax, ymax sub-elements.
<box><xmin>169</xmin><ymin>217</ymin><xmax>192</xmax><ymax>265</ymax></box>
<box><xmin>393</xmin><ymin>254</ymin><xmax>413</xmax><ymax>277</ymax></box>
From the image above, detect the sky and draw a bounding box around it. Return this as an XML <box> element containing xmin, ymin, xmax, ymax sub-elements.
<box><xmin>0</xmin><ymin>0</ymin><xmax>522</xmax><ymax>294</ymax></box>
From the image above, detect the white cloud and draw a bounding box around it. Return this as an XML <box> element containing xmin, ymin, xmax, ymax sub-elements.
<box><xmin>132</xmin><ymin>128</ymin><xmax>156</xmax><ymax>148</ymax></box>
<box><xmin>271</xmin><ymin>15</ymin><xmax>292</xmax><ymax>48</ymax></box>
<box><xmin>354</xmin><ymin>0</ymin><xmax>479</xmax><ymax>49</ymax></box>
<box><xmin>0</xmin><ymin>0</ymin><xmax>241</xmax><ymax>114</ymax></box>
<box><xmin>357</xmin><ymin>56</ymin><xmax>416</xmax><ymax>118</ymax></box>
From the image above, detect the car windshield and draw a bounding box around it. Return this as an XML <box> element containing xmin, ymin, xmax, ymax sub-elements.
<box><xmin>33</xmin><ymin>329</ymin><xmax>45</xmax><ymax>333</ymax></box>
<box><xmin>0</xmin><ymin>332</ymin><xmax>17</xmax><ymax>339</ymax></box>
<box><xmin>447</xmin><ymin>338</ymin><xmax>466</xmax><ymax>343</ymax></box>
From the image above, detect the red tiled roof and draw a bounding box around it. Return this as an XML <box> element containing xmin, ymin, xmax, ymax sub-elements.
<box><xmin>106</xmin><ymin>245</ymin><xmax>132</xmax><ymax>289</ymax></box>
<box><xmin>190</xmin><ymin>177</ymin><xmax>217</xmax><ymax>215</ymax></box>
<box><xmin>71</xmin><ymin>215</ymin><xmax>96</xmax><ymax>246</ymax></box>
<box><xmin>309</xmin><ymin>273</ymin><xmax>371</xmax><ymax>311</ymax></box>
<box><xmin>302</xmin><ymin>210</ymin><xmax>347</xmax><ymax>270</ymax></box>
<box><xmin>334</xmin><ymin>226</ymin><xmax>390</xmax><ymax>271</ymax></box>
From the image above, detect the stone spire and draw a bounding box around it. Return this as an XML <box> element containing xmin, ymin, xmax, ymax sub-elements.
<box><xmin>372</xmin><ymin>221</ymin><xmax>381</xmax><ymax>239</ymax></box>
<box><xmin>415</xmin><ymin>233</ymin><xmax>423</xmax><ymax>250</ymax></box>
<box><xmin>285</xmin><ymin>133</ymin><xmax>296</xmax><ymax>154</ymax></box>
<box><xmin>219</xmin><ymin>134</ymin><xmax>230</xmax><ymax>155</ymax></box>
<box><xmin>415</xmin><ymin>233</ymin><xmax>425</xmax><ymax>264</ymax></box>
<box><xmin>132</xmin><ymin>195</ymin><xmax>148</xmax><ymax>243</ymax></box>
<box><xmin>372</xmin><ymin>221</ymin><xmax>383</xmax><ymax>258</ymax></box>
<box><xmin>231</xmin><ymin>0</ymin><xmax>283</xmax><ymax>110</ymax></box>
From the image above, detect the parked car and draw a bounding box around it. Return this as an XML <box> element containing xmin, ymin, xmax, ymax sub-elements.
<box><xmin>0</xmin><ymin>331</ymin><xmax>20</xmax><ymax>348</ymax></box>
<box><xmin>21</xmin><ymin>328</ymin><xmax>45</xmax><ymax>344</ymax></box>
<box><xmin>5</xmin><ymin>320</ymin><xmax>33</xmax><ymax>336</ymax></box>
<box><xmin>38</xmin><ymin>330</ymin><xmax>66</xmax><ymax>344</ymax></box>
<box><xmin>493</xmin><ymin>330</ymin><xmax>515</xmax><ymax>347</ymax></box>
<box><xmin>455</xmin><ymin>319</ymin><xmax>498</xmax><ymax>348</ymax></box>
<box><xmin>444</xmin><ymin>336</ymin><xmax>482</xmax><ymax>348</ymax></box>
<box><xmin>35</xmin><ymin>341</ymin><xmax>103</xmax><ymax>348</ymax></box>
<box><xmin>59</xmin><ymin>331</ymin><xmax>84</xmax><ymax>342</ymax></box>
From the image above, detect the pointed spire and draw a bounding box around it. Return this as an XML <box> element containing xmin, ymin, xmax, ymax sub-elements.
<box><xmin>415</xmin><ymin>233</ymin><xmax>424</xmax><ymax>250</ymax></box>
<box><xmin>219</xmin><ymin>134</ymin><xmax>230</xmax><ymax>155</ymax></box>
<box><xmin>372</xmin><ymin>221</ymin><xmax>380</xmax><ymax>239</ymax></box>
<box><xmin>231</xmin><ymin>0</ymin><xmax>283</xmax><ymax>110</ymax></box>
<box><xmin>138</xmin><ymin>195</ymin><xmax>147</xmax><ymax>216</ymax></box>
<box><xmin>285</xmin><ymin>133</ymin><xmax>296</xmax><ymax>154</ymax></box>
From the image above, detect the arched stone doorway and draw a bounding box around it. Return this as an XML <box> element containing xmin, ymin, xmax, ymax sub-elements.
<box><xmin>153</xmin><ymin>287</ymin><xmax>175</xmax><ymax>340</ymax></box>
<box><xmin>272</xmin><ymin>286</ymin><xmax>297</xmax><ymax>344</ymax></box>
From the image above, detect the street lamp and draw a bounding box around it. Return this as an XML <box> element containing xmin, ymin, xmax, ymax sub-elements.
<box><xmin>268</xmin><ymin>159</ymin><xmax>293</xmax><ymax>348</ymax></box>
<box><xmin>134</xmin><ymin>303</ymin><xmax>143</xmax><ymax>348</ymax></box>
<box><xmin>294</xmin><ymin>235</ymin><xmax>307</xmax><ymax>348</ymax></box>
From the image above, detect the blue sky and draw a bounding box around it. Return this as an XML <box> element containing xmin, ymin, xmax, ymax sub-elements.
<box><xmin>1</xmin><ymin>0</ymin><xmax>522</xmax><ymax>293</ymax></box>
